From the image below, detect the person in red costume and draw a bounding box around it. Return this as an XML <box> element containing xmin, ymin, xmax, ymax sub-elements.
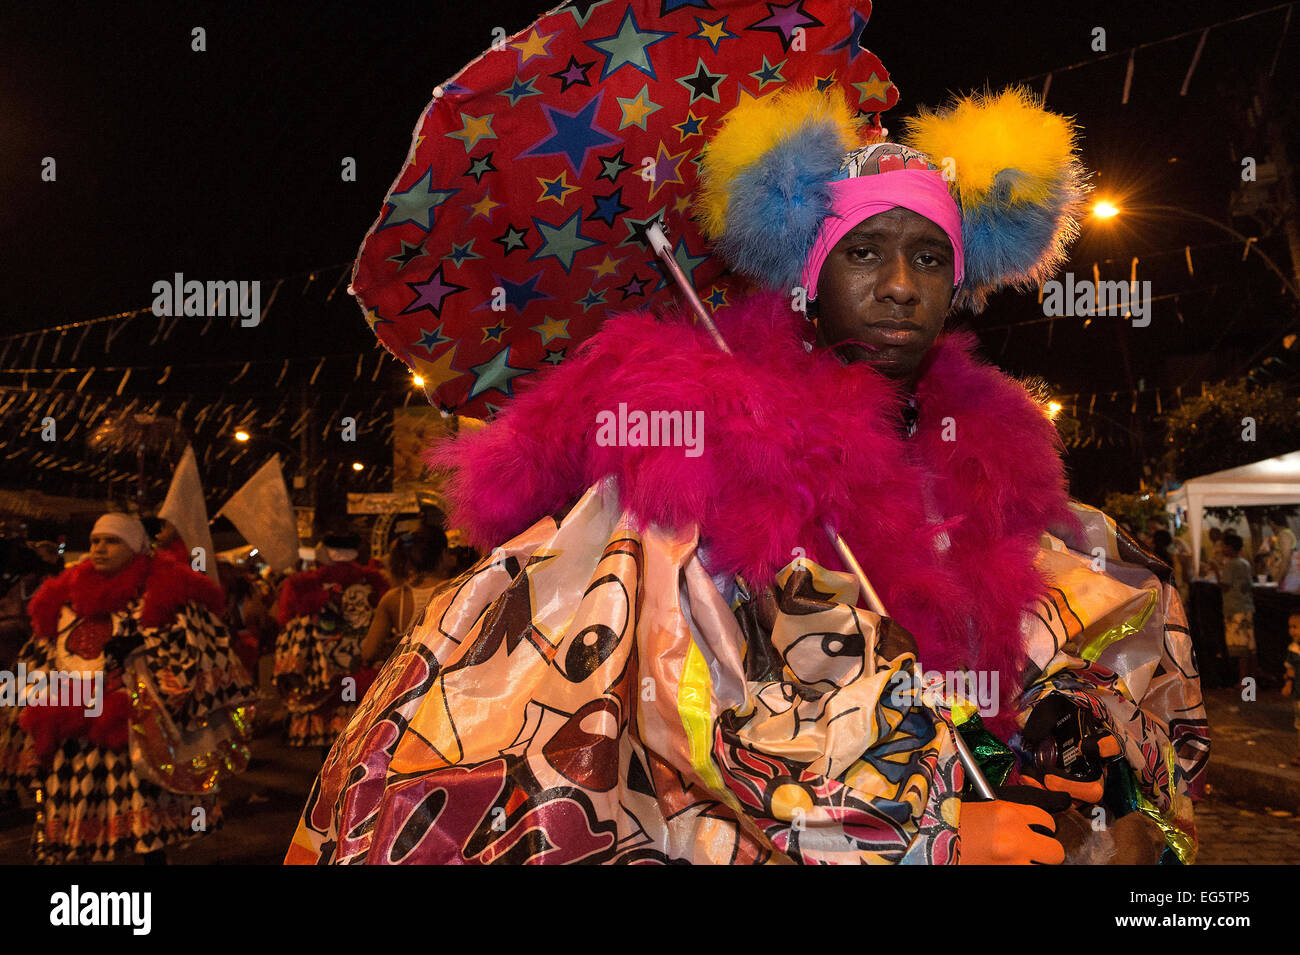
<box><xmin>288</xmin><ymin>87</ymin><xmax>1205</xmax><ymax>866</ymax></box>
<box><xmin>1</xmin><ymin>512</ymin><xmax>256</xmax><ymax>863</ymax></box>
<box><xmin>273</xmin><ymin>533</ymin><xmax>389</xmax><ymax>753</ymax></box>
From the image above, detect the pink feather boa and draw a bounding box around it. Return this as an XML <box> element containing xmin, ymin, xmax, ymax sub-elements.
<box><xmin>429</xmin><ymin>291</ymin><xmax>1074</xmax><ymax>721</ymax></box>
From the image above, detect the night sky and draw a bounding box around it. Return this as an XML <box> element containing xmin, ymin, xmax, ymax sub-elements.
<box><xmin>1</xmin><ymin>0</ymin><xmax>1296</xmax><ymax>508</ymax></box>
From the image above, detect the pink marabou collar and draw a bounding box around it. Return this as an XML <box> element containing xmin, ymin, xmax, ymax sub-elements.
<box><xmin>430</xmin><ymin>291</ymin><xmax>1073</xmax><ymax>701</ymax></box>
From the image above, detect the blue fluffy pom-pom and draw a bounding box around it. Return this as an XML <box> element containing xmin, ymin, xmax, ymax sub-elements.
<box><xmin>714</xmin><ymin>123</ymin><xmax>847</xmax><ymax>291</ymax></box>
<box><xmin>959</xmin><ymin>168</ymin><xmax>1083</xmax><ymax>310</ymax></box>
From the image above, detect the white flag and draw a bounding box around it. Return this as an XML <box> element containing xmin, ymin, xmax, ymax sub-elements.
<box><xmin>218</xmin><ymin>454</ymin><xmax>299</xmax><ymax>572</ymax></box>
<box><xmin>159</xmin><ymin>444</ymin><xmax>219</xmax><ymax>584</ymax></box>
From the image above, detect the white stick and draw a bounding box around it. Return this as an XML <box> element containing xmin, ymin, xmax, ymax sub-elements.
<box><xmin>646</xmin><ymin>222</ymin><xmax>731</xmax><ymax>354</ymax></box>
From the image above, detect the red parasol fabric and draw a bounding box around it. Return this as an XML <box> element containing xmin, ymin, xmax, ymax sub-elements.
<box><xmin>352</xmin><ymin>0</ymin><xmax>899</xmax><ymax>418</ymax></box>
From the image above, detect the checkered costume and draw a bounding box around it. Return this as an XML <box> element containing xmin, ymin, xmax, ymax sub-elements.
<box><xmin>3</xmin><ymin>554</ymin><xmax>256</xmax><ymax>863</ymax></box>
<box><xmin>274</xmin><ymin>613</ymin><xmax>364</xmax><ymax>747</ymax></box>
<box><xmin>0</xmin><ymin>692</ymin><xmax>22</xmax><ymax>799</ymax></box>
<box><xmin>273</xmin><ymin>561</ymin><xmax>388</xmax><ymax>748</ymax></box>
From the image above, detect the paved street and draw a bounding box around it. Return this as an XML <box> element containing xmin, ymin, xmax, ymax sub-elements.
<box><xmin>1195</xmin><ymin>791</ymin><xmax>1300</xmax><ymax>865</ymax></box>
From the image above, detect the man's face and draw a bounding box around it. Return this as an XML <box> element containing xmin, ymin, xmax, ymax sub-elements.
<box><xmin>813</xmin><ymin>206</ymin><xmax>956</xmax><ymax>387</ymax></box>
<box><xmin>89</xmin><ymin>533</ymin><xmax>135</xmax><ymax>575</ymax></box>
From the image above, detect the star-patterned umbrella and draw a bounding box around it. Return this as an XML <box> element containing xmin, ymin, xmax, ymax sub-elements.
<box><xmin>352</xmin><ymin>0</ymin><xmax>899</xmax><ymax>418</ymax></box>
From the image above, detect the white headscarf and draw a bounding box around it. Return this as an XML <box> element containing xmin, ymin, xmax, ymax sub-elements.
<box><xmin>91</xmin><ymin>513</ymin><xmax>148</xmax><ymax>554</ymax></box>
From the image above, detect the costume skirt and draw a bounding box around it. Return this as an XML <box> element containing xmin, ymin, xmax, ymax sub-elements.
<box><xmin>33</xmin><ymin>736</ymin><xmax>220</xmax><ymax>864</ymax></box>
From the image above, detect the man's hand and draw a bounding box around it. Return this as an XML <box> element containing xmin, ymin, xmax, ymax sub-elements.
<box><xmin>102</xmin><ymin>630</ymin><xmax>145</xmax><ymax>669</ymax></box>
<box><xmin>959</xmin><ymin>786</ymin><xmax>1070</xmax><ymax>865</ymax></box>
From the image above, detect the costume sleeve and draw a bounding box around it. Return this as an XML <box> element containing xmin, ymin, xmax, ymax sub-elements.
<box><xmin>273</xmin><ymin>614</ymin><xmax>330</xmax><ymax>704</ymax></box>
<box><xmin>140</xmin><ymin>601</ymin><xmax>257</xmax><ymax>733</ymax></box>
<box><xmin>0</xmin><ymin>635</ymin><xmax>55</xmax><ymax>788</ymax></box>
<box><xmin>1025</xmin><ymin>503</ymin><xmax>1207</xmax><ymax>858</ymax></box>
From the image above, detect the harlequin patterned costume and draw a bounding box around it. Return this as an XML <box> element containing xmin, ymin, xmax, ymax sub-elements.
<box><xmin>287</xmin><ymin>295</ymin><xmax>1208</xmax><ymax>864</ymax></box>
<box><xmin>273</xmin><ymin>562</ymin><xmax>389</xmax><ymax>747</ymax></box>
<box><xmin>3</xmin><ymin>551</ymin><xmax>255</xmax><ymax>863</ymax></box>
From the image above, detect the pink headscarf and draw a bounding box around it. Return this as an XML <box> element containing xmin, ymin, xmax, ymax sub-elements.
<box><xmin>802</xmin><ymin>167</ymin><xmax>964</xmax><ymax>300</ymax></box>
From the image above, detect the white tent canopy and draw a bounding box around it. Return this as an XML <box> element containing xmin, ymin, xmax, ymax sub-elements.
<box><xmin>1166</xmin><ymin>450</ymin><xmax>1300</xmax><ymax>571</ymax></box>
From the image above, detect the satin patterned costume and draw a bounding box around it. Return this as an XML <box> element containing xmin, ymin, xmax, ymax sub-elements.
<box><xmin>288</xmin><ymin>295</ymin><xmax>1207</xmax><ymax>864</ymax></box>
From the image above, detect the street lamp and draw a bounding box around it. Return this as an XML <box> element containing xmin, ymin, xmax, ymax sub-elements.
<box><xmin>230</xmin><ymin>430</ymin><xmax>306</xmax><ymax>490</ymax></box>
<box><xmin>231</xmin><ymin>430</ymin><xmax>295</xmax><ymax>456</ymax></box>
<box><xmin>1090</xmin><ymin>199</ymin><xmax>1300</xmax><ymax>302</ymax></box>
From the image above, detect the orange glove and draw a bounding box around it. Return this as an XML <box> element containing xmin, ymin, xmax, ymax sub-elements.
<box><xmin>959</xmin><ymin>786</ymin><xmax>1070</xmax><ymax>865</ymax></box>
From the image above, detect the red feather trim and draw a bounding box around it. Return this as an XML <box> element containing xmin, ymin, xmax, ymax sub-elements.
<box><xmin>85</xmin><ymin>689</ymin><xmax>132</xmax><ymax>752</ymax></box>
<box><xmin>276</xmin><ymin>561</ymin><xmax>390</xmax><ymax>626</ymax></box>
<box><xmin>27</xmin><ymin>555</ymin><xmax>150</xmax><ymax>639</ymax></box>
<box><xmin>27</xmin><ymin>552</ymin><xmax>225</xmax><ymax>639</ymax></box>
<box><xmin>18</xmin><ymin>688</ymin><xmax>132</xmax><ymax>763</ymax></box>
<box><xmin>139</xmin><ymin>551</ymin><xmax>225</xmax><ymax>628</ymax></box>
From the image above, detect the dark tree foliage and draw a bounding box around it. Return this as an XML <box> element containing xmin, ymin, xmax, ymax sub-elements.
<box><xmin>1159</xmin><ymin>380</ymin><xmax>1300</xmax><ymax>481</ymax></box>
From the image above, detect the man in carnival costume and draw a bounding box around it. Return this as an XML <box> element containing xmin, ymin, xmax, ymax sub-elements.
<box><xmin>273</xmin><ymin>533</ymin><xmax>389</xmax><ymax>751</ymax></box>
<box><xmin>289</xmin><ymin>86</ymin><xmax>1207</xmax><ymax>865</ymax></box>
<box><xmin>0</xmin><ymin>512</ymin><xmax>255</xmax><ymax>863</ymax></box>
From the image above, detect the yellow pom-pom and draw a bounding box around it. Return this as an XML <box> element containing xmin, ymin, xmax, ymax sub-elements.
<box><xmin>698</xmin><ymin>86</ymin><xmax>860</xmax><ymax>240</ymax></box>
<box><xmin>901</xmin><ymin>87</ymin><xmax>1078</xmax><ymax>209</ymax></box>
